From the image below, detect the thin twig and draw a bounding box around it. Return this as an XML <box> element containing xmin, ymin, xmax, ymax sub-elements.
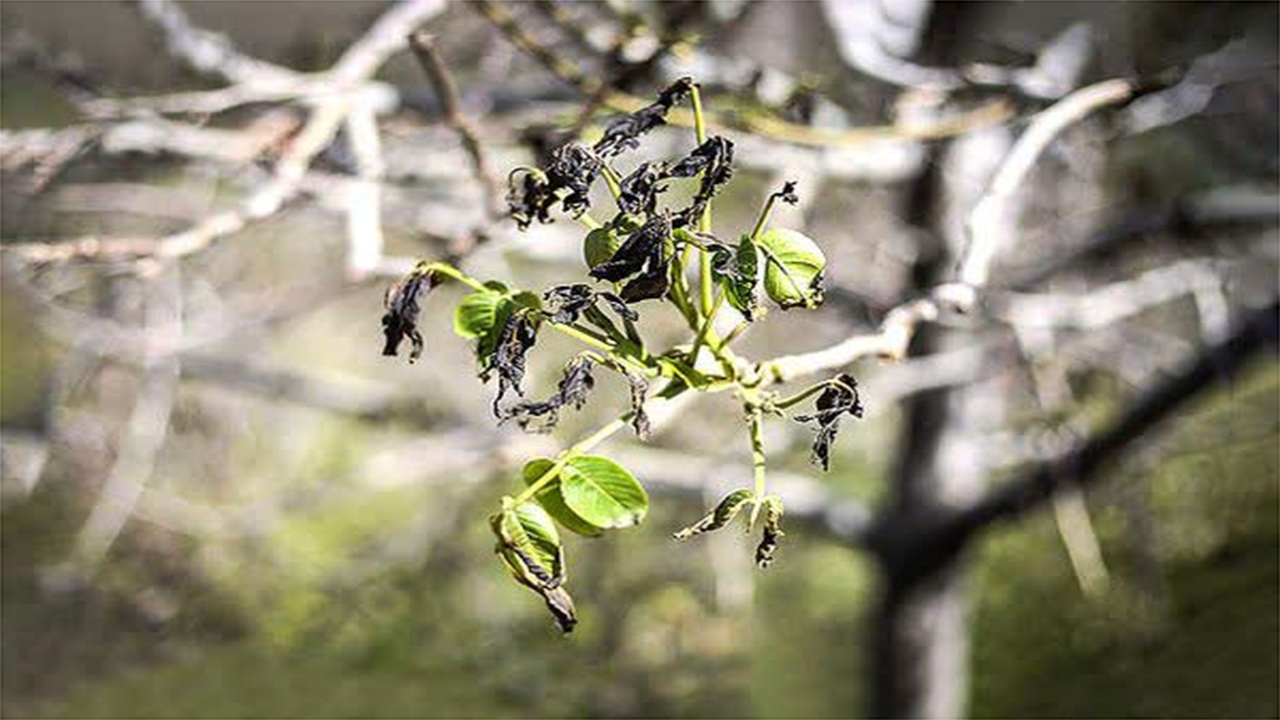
<box><xmin>408</xmin><ymin>31</ymin><xmax>500</xmax><ymax>215</ymax></box>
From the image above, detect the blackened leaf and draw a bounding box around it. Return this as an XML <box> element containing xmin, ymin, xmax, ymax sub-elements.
<box><xmin>453</xmin><ymin>282</ymin><xmax>509</xmax><ymax>339</ymax></box>
<box><xmin>522</xmin><ymin>458</ymin><xmax>604</xmax><ymax>537</ymax></box>
<box><xmin>560</xmin><ymin>455</ymin><xmax>649</xmax><ymax>529</ymax></box>
<box><xmin>625</xmin><ymin>371</ymin><xmax>651</xmax><ymax>439</ymax></box>
<box><xmin>794</xmin><ymin>374</ymin><xmax>864</xmax><ymax>471</ymax></box>
<box><xmin>617</xmin><ymin>161</ymin><xmax>668</xmax><ymax>217</ymax></box>
<box><xmin>546</xmin><ymin>143</ymin><xmax>602</xmax><ymax>217</ymax></box>
<box><xmin>673</xmin><ymin>489</ymin><xmax>755</xmax><ymax>540</ymax></box>
<box><xmin>583</xmin><ymin>227</ymin><xmax>620</xmax><ymax>270</ymax></box>
<box><xmin>544</xmin><ymin>284</ymin><xmax>596</xmax><ymax>324</ymax></box>
<box><xmin>757</xmin><ymin>227</ymin><xmax>827</xmax><ymax>309</ymax></box>
<box><xmin>589</xmin><ymin>214</ymin><xmax>670</xmax><ymax>283</ymax></box>
<box><xmin>593</xmin><ymin>77</ymin><xmax>694</xmax><ymax>158</ymax></box>
<box><xmin>755</xmin><ymin>495</ymin><xmax>785</xmax><ymax>568</ymax></box>
<box><xmin>503</xmin><ymin>356</ymin><xmax>597</xmax><ymax>432</ymax></box>
<box><xmin>598</xmin><ymin>292</ymin><xmax>639</xmax><ymax>322</ymax></box>
<box><xmin>672</xmin><ymin>136</ymin><xmax>735</xmax><ymax>228</ymax></box>
<box><xmin>490</xmin><ymin>310</ymin><xmax>539</xmax><ymax>416</ymax></box>
<box><xmin>619</xmin><ymin>262</ymin><xmax>670</xmax><ymax>303</ymax></box>
<box><xmin>507</xmin><ymin>168</ymin><xmax>553</xmax><ymax>230</ymax></box>
<box><xmin>381</xmin><ymin>267</ymin><xmax>439</xmax><ymax>362</ymax></box>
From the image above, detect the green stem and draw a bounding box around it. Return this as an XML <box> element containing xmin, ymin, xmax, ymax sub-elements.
<box><xmin>748</xmin><ymin>410</ymin><xmax>767</xmax><ymax>527</ymax></box>
<box><xmin>423</xmin><ymin>262</ymin><xmax>488</xmax><ymax>292</ymax></box>
<box><xmin>688</xmin><ymin>83</ymin><xmax>715</xmax><ymax>315</ymax></box>
<box><xmin>546</xmin><ymin>320</ymin><xmax>615</xmax><ymax>354</ymax></box>
<box><xmin>600</xmin><ymin>165</ymin><xmax>623</xmax><ymax>201</ymax></box>
<box><xmin>749</xmin><ymin>191</ymin><xmax>783</xmax><ymax>242</ymax></box>
<box><xmin>772</xmin><ymin>380</ymin><xmax>834</xmax><ymax>411</ymax></box>
<box><xmin>576</xmin><ymin>212</ymin><xmax>603</xmax><ymax>230</ymax></box>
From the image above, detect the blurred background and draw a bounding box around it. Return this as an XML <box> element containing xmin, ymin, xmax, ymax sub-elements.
<box><xmin>1</xmin><ymin>1</ymin><xmax>1277</xmax><ymax>717</ymax></box>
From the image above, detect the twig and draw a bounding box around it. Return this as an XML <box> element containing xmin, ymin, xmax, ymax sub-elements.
<box><xmin>946</xmin><ymin>78</ymin><xmax>1141</xmax><ymax>307</ymax></box>
<box><xmin>408</xmin><ymin>31</ymin><xmax>500</xmax><ymax>215</ymax></box>
<box><xmin>950</xmin><ymin>300</ymin><xmax>1278</xmax><ymax>540</ymax></box>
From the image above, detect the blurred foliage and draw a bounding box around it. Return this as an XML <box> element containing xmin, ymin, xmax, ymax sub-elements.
<box><xmin>3</xmin><ymin>363</ymin><xmax>1274</xmax><ymax>718</ymax></box>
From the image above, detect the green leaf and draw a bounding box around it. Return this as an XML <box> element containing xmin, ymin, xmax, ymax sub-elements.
<box><xmin>492</xmin><ymin>500</ymin><xmax>564</xmax><ymax>585</ymax></box>
<box><xmin>453</xmin><ymin>282</ymin><xmax>508</xmax><ymax>339</ymax></box>
<box><xmin>522</xmin><ymin>458</ymin><xmax>604</xmax><ymax>537</ymax></box>
<box><xmin>583</xmin><ymin>227</ymin><xmax>620</xmax><ymax>270</ymax></box>
<box><xmin>560</xmin><ymin>455</ymin><xmax>649</xmax><ymax>529</ymax></box>
<box><xmin>757</xmin><ymin>228</ymin><xmax>826</xmax><ymax>309</ymax></box>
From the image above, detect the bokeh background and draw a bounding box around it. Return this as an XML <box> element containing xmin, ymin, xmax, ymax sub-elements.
<box><xmin>1</xmin><ymin>1</ymin><xmax>1277</xmax><ymax>718</ymax></box>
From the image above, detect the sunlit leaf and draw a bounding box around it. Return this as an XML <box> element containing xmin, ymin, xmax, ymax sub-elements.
<box><xmin>453</xmin><ymin>282</ymin><xmax>508</xmax><ymax>339</ymax></box>
<box><xmin>560</xmin><ymin>455</ymin><xmax>649</xmax><ymax>528</ymax></box>
<box><xmin>757</xmin><ymin>227</ymin><xmax>826</xmax><ymax>309</ymax></box>
<box><xmin>522</xmin><ymin>458</ymin><xmax>604</xmax><ymax>537</ymax></box>
<box><xmin>673</xmin><ymin>488</ymin><xmax>755</xmax><ymax>540</ymax></box>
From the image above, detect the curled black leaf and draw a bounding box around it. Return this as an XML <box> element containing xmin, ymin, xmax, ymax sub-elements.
<box><xmin>598</xmin><ymin>292</ymin><xmax>639</xmax><ymax>322</ymax></box>
<box><xmin>590</xmin><ymin>215</ymin><xmax>673</xmax><ymax>304</ymax></box>
<box><xmin>540</xmin><ymin>585</ymin><xmax>578</xmax><ymax>634</ymax></box>
<box><xmin>625</xmin><ymin>371</ymin><xmax>651</xmax><ymax>440</ymax></box>
<box><xmin>672</xmin><ymin>137</ymin><xmax>735</xmax><ymax>228</ymax></box>
<box><xmin>544</xmin><ymin>284</ymin><xmax>596</xmax><ymax>324</ymax></box>
<box><xmin>502</xmin><ymin>356</ymin><xmax>596</xmax><ymax>431</ymax></box>
<box><xmin>755</xmin><ymin>496</ymin><xmax>784</xmax><ymax>569</ymax></box>
<box><xmin>490</xmin><ymin>310</ymin><xmax>540</xmax><ymax>416</ymax></box>
<box><xmin>772</xmin><ymin>180</ymin><xmax>799</xmax><ymax>206</ymax></box>
<box><xmin>617</xmin><ymin>161</ymin><xmax>668</xmax><ymax>217</ymax></box>
<box><xmin>545</xmin><ymin>142</ymin><xmax>602</xmax><ymax>217</ymax></box>
<box><xmin>593</xmin><ymin>77</ymin><xmax>694</xmax><ymax>158</ymax></box>
<box><xmin>381</xmin><ymin>268</ymin><xmax>439</xmax><ymax>362</ymax></box>
<box><xmin>507</xmin><ymin>168</ymin><xmax>553</xmax><ymax>230</ymax></box>
<box><xmin>794</xmin><ymin>374</ymin><xmax>864</xmax><ymax>471</ymax></box>
<box><xmin>672</xmin><ymin>489</ymin><xmax>754</xmax><ymax>540</ymax></box>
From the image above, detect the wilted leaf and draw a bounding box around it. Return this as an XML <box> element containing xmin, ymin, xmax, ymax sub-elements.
<box><xmin>560</xmin><ymin>455</ymin><xmax>649</xmax><ymax>529</ymax></box>
<box><xmin>492</xmin><ymin>500</ymin><xmax>578</xmax><ymax>633</ymax></box>
<box><xmin>503</xmin><ymin>357</ymin><xmax>597</xmax><ymax>432</ymax></box>
<box><xmin>593</xmin><ymin>77</ymin><xmax>694</xmax><ymax>158</ymax></box>
<box><xmin>794</xmin><ymin>373</ymin><xmax>864</xmax><ymax>471</ymax></box>
<box><xmin>757</xmin><ymin>227</ymin><xmax>826</xmax><ymax>309</ymax></box>
<box><xmin>755</xmin><ymin>495</ymin><xmax>785</xmax><ymax>568</ymax></box>
<box><xmin>673</xmin><ymin>488</ymin><xmax>754</xmax><ymax>540</ymax></box>
<box><xmin>381</xmin><ymin>267</ymin><xmax>440</xmax><ymax>362</ymax></box>
<box><xmin>710</xmin><ymin>234</ymin><xmax>760</xmax><ymax>320</ymax></box>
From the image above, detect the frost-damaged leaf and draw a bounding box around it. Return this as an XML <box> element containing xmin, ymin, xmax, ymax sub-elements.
<box><xmin>589</xmin><ymin>214</ymin><xmax>674</xmax><ymax>304</ymax></box>
<box><xmin>560</xmin><ymin>455</ymin><xmax>649</xmax><ymax>529</ymax></box>
<box><xmin>503</xmin><ymin>356</ymin><xmax>596</xmax><ymax>431</ymax></box>
<box><xmin>755</xmin><ymin>495</ymin><xmax>785</xmax><ymax>568</ymax></box>
<box><xmin>491</xmin><ymin>501</ymin><xmax>578</xmax><ymax>633</ymax></box>
<box><xmin>522</xmin><ymin>458</ymin><xmax>604</xmax><ymax>537</ymax></box>
<box><xmin>672</xmin><ymin>489</ymin><xmax>754</xmax><ymax>540</ymax></box>
<box><xmin>381</xmin><ymin>266</ymin><xmax>440</xmax><ymax>362</ymax></box>
<box><xmin>617</xmin><ymin>161</ymin><xmax>668</xmax><ymax>217</ymax></box>
<box><xmin>757</xmin><ymin>227</ymin><xmax>826</xmax><ymax>309</ymax></box>
<box><xmin>771</xmin><ymin>179</ymin><xmax>800</xmax><ymax>207</ymax></box>
<box><xmin>593</xmin><ymin>77</ymin><xmax>694</xmax><ymax>158</ymax></box>
<box><xmin>710</xmin><ymin>234</ymin><xmax>760</xmax><ymax>320</ymax></box>
<box><xmin>544</xmin><ymin>284</ymin><xmax>596</xmax><ymax>324</ymax></box>
<box><xmin>625</xmin><ymin>370</ymin><xmax>651</xmax><ymax>439</ymax></box>
<box><xmin>794</xmin><ymin>373</ymin><xmax>864</xmax><ymax>471</ymax></box>
<box><xmin>507</xmin><ymin>142</ymin><xmax>603</xmax><ymax>229</ymax></box>
<box><xmin>544</xmin><ymin>284</ymin><xmax>639</xmax><ymax>326</ymax></box>
<box><xmin>672</xmin><ymin>136</ymin><xmax>735</xmax><ymax>228</ymax></box>
<box><xmin>546</xmin><ymin>142</ymin><xmax>602</xmax><ymax>217</ymax></box>
<box><xmin>507</xmin><ymin>168</ymin><xmax>553</xmax><ymax>230</ymax></box>
<box><xmin>488</xmin><ymin>309</ymin><xmax>540</xmax><ymax>416</ymax></box>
